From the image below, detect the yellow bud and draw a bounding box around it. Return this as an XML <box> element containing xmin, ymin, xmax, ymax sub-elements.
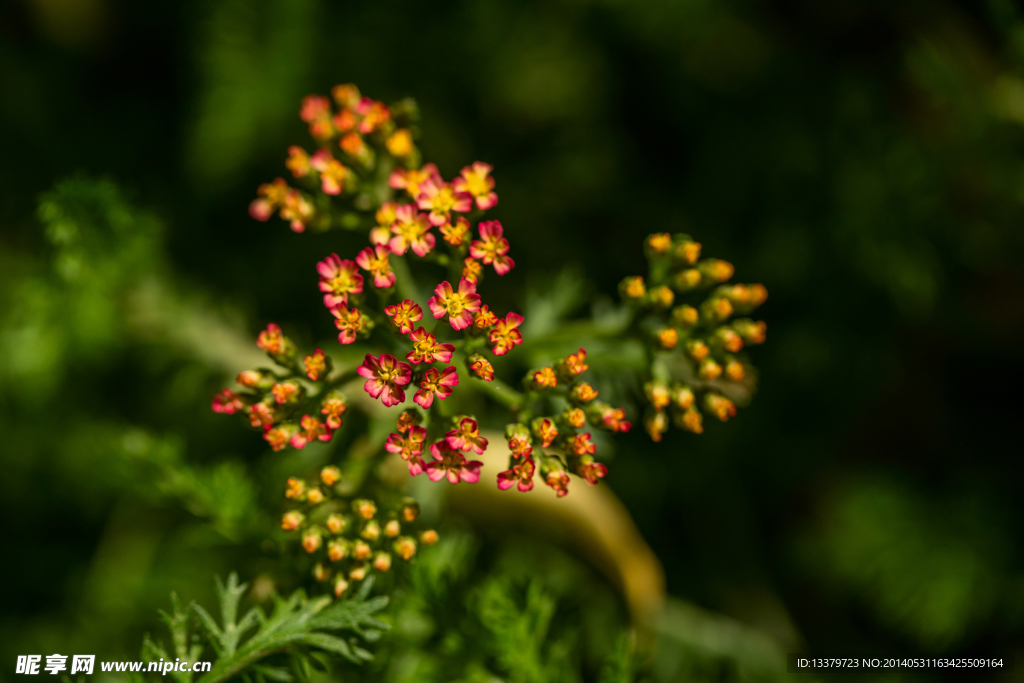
<box><xmin>353</xmin><ymin>499</ymin><xmax>377</xmax><ymax>520</ymax></box>
<box><xmin>674</xmin><ymin>407</ymin><xmax>704</xmax><ymax>434</ymax></box>
<box><xmin>333</xmin><ymin>575</ymin><xmax>349</xmax><ymax>598</ymax></box>
<box><xmin>725</xmin><ymin>360</ymin><xmax>745</xmax><ymax>382</ymax></box>
<box><xmin>349</xmin><ymin>563</ymin><xmax>368</xmax><ymax>582</ymax></box>
<box><xmin>671</xmin><ymin>385</ymin><xmax>695</xmax><ymax>410</ymax></box>
<box><xmin>320</xmin><ymin>466</ymin><xmax>341</xmax><ymax>487</ymax></box>
<box><xmin>620</xmin><ymin>276</ymin><xmax>646</xmax><ymax>300</ymax></box>
<box><xmin>373</xmin><ymin>552</ymin><xmax>392</xmax><ymax>572</ymax></box>
<box><xmin>673</xmin><ymin>269</ymin><xmax>701</xmax><ymax>291</ymax></box>
<box><xmin>649</xmin><ymin>285</ymin><xmax>675</xmax><ymax>309</ymax></box>
<box><xmin>326</xmin><ymin>513</ymin><xmax>346</xmax><ymax>534</ymax></box>
<box><xmin>705</xmin><ymin>393</ymin><xmax>737</xmax><ymax>421</ymax></box>
<box><xmin>671</xmin><ymin>305</ymin><xmax>699</xmax><ymax>328</ymax></box>
<box><xmin>644</xmin><ymin>382</ymin><xmax>671</xmax><ymax>410</ymax></box>
<box><xmin>361</xmin><ymin>520</ymin><xmax>381</xmax><ymax>541</ymax></box>
<box><xmin>306</xmin><ymin>488</ymin><xmax>325</xmax><ymax>505</ymax></box>
<box><xmin>302</xmin><ymin>530</ymin><xmax>322</xmax><ymax>554</ymax></box>
<box><xmin>686</xmin><ymin>340</ymin><xmax>710</xmax><ymax>361</ymax></box>
<box><xmin>674</xmin><ymin>240</ymin><xmax>702</xmax><ymax>265</ymax></box>
<box><xmin>384</xmin><ymin>520</ymin><xmax>401</xmax><ymax>537</ymax></box>
<box><xmin>644</xmin><ymin>411</ymin><xmax>669</xmax><ymax>442</ymax></box>
<box><xmin>419</xmin><ymin>529</ymin><xmax>439</xmax><ymax>546</ymax></box>
<box><xmin>698</xmin><ymin>358</ymin><xmax>722</xmax><ymax>381</ymax></box>
<box><xmin>648</xmin><ymin>233</ymin><xmax>672</xmax><ymax>253</ymax></box>
<box><xmin>699</xmin><ymin>259</ymin><xmax>734</xmax><ymax>283</ymax></box>
<box><xmin>328</xmin><ymin>539</ymin><xmax>349</xmax><ymax>562</ymax></box>
<box><xmin>281</xmin><ymin>510</ymin><xmax>304</xmax><ymax>531</ymax></box>
<box><xmin>285</xmin><ymin>478</ymin><xmax>306</xmax><ymax>500</ymax></box>
<box><xmin>394</xmin><ymin>536</ymin><xmax>418</xmax><ymax>560</ymax></box>
<box><xmin>656</xmin><ymin>327</ymin><xmax>678</xmax><ymax>350</ymax></box>
<box><xmin>386</xmin><ymin>128</ymin><xmax>414</xmax><ymax>157</ymax></box>
<box><xmin>353</xmin><ymin>540</ymin><xmax>372</xmax><ymax>560</ymax></box>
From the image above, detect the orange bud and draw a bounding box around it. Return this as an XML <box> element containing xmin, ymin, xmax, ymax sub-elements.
<box><xmin>645</xmin><ymin>382</ymin><xmax>671</xmax><ymax>410</ymax></box>
<box><xmin>284</xmin><ymin>478</ymin><xmax>306</xmax><ymax>500</ymax></box>
<box><xmin>312</xmin><ymin>563</ymin><xmax>331</xmax><ymax>582</ymax></box>
<box><xmin>302</xmin><ymin>530</ymin><xmax>322</xmax><ymax>554</ymax></box>
<box><xmin>353</xmin><ymin>499</ymin><xmax>377</xmax><ymax>520</ymax></box>
<box><xmin>671</xmin><ymin>305</ymin><xmax>699</xmax><ymax>328</ymax></box>
<box><xmin>644</xmin><ymin>411</ymin><xmax>668</xmax><ymax>442</ymax></box>
<box><xmin>686</xmin><ymin>340</ymin><xmax>710</xmax><ymax>361</ymax></box>
<box><xmin>306</xmin><ymin>488</ymin><xmax>325</xmax><ymax>505</ymax></box>
<box><xmin>419</xmin><ymin>529</ymin><xmax>439</xmax><ymax>546</ymax></box>
<box><xmin>699</xmin><ymin>259</ymin><xmax>734</xmax><ymax>283</ymax></box>
<box><xmin>320</xmin><ymin>466</ymin><xmax>342</xmax><ymax>487</ymax></box>
<box><xmin>361</xmin><ymin>520</ymin><xmax>381</xmax><ymax>541</ymax></box>
<box><xmin>386</xmin><ymin>129</ymin><xmax>414</xmax><ymax>157</ymax></box>
<box><xmin>725</xmin><ymin>360</ymin><xmax>745</xmax><ymax>381</ymax></box>
<box><xmin>647</xmin><ymin>233</ymin><xmax>672</xmax><ymax>253</ymax></box>
<box><xmin>373</xmin><ymin>552</ymin><xmax>392</xmax><ymax>572</ymax></box>
<box><xmin>673</xmin><ymin>269</ymin><xmax>701</xmax><ymax>291</ymax></box>
<box><xmin>394</xmin><ymin>536</ymin><xmax>417</xmax><ymax>560</ymax></box>
<box><xmin>656</xmin><ymin>327</ymin><xmax>678</xmax><ymax>350</ymax></box>
<box><xmin>349</xmin><ymin>563</ymin><xmax>368</xmax><ymax>581</ymax></box>
<box><xmin>649</xmin><ymin>285</ymin><xmax>675</xmax><ymax>309</ymax></box>
<box><xmin>353</xmin><ymin>540</ymin><xmax>372</xmax><ymax>560</ymax></box>
<box><xmin>705</xmin><ymin>393</ymin><xmax>737</xmax><ymax>421</ymax></box>
<box><xmin>333</xmin><ymin>575</ymin><xmax>349</xmax><ymax>597</ymax></box>
<box><xmin>675</xmin><ymin>407</ymin><xmax>703</xmax><ymax>434</ymax></box>
<box><xmin>328</xmin><ymin>539</ymin><xmax>349</xmax><ymax>562</ymax></box>
<box><xmin>326</xmin><ymin>514</ymin><xmax>346</xmax><ymax>534</ymax></box>
<box><xmin>673</xmin><ymin>240</ymin><xmax>702</xmax><ymax>265</ymax></box>
<box><xmin>671</xmin><ymin>385</ymin><xmax>695</xmax><ymax>410</ymax></box>
<box><xmin>620</xmin><ymin>276</ymin><xmax>646</xmax><ymax>300</ymax></box>
<box><xmin>281</xmin><ymin>510</ymin><xmax>304</xmax><ymax>531</ymax></box>
<box><xmin>699</xmin><ymin>358</ymin><xmax>722</xmax><ymax>381</ymax></box>
<box><xmin>384</xmin><ymin>520</ymin><xmax>401</xmax><ymax>537</ymax></box>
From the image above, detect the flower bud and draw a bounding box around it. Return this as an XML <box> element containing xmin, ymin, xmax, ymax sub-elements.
<box><xmin>644</xmin><ymin>382</ymin><xmax>671</xmax><ymax>410</ymax></box>
<box><xmin>303</xmin><ymin>349</ymin><xmax>332</xmax><ymax>381</ymax></box>
<box><xmin>361</xmin><ymin>520</ymin><xmax>381</xmax><ymax>541</ymax></box>
<box><xmin>670</xmin><ymin>385</ymin><xmax>695</xmax><ymax>410</ymax></box>
<box><xmin>394</xmin><ymin>536</ymin><xmax>417</xmax><ymax>560</ymax></box>
<box><xmin>733</xmin><ymin>319</ymin><xmax>767</xmax><ymax>345</ymax></box>
<box><xmin>714</xmin><ymin>328</ymin><xmax>744</xmax><ymax>353</ymax></box>
<box><xmin>698</xmin><ymin>259</ymin><xmax>734</xmax><ymax>283</ymax></box>
<box><xmin>419</xmin><ymin>529</ymin><xmax>439</xmax><ymax>546</ymax></box>
<box><xmin>349</xmin><ymin>563</ymin><xmax>368</xmax><ymax>582</ymax></box>
<box><xmin>619</xmin><ymin>276</ymin><xmax>646</xmax><ymax>301</ymax></box>
<box><xmin>257</xmin><ymin>323</ymin><xmax>297</xmax><ymax>365</ymax></box>
<box><xmin>236</xmin><ymin>369</ymin><xmax>276</xmax><ymax>391</ymax></box>
<box><xmin>400</xmin><ymin>498</ymin><xmax>420</xmax><ymax>522</ymax></box>
<box><xmin>530</xmin><ymin>367</ymin><xmax>558</xmax><ymax>390</ymax></box>
<box><xmin>373</xmin><ymin>552</ymin><xmax>392</xmax><ymax>572</ymax></box>
<box><xmin>555</xmin><ymin>348</ymin><xmax>589</xmax><ymax>380</ymax></box>
<box><xmin>570</xmin><ymin>453</ymin><xmax>608</xmax><ymax>485</ymax></box>
<box><xmin>705</xmin><ymin>393</ymin><xmax>737</xmax><ymax>421</ymax></box>
<box><xmin>312</xmin><ymin>563</ymin><xmax>331</xmax><ymax>582</ymax></box>
<box><xmin>505</xmin><ymin>423</ymin><xmax>533</xmax><ymax>443</ymax></box>
<box><xmin>647</xmin><ymin>285</ymin><xmax>675</xmax><ymax>309</ymax></box>
<box><xmin>671</xmin><ymin>305</ymin><xmax>699</xmax><ymax>328</ymax></box>
<box><xmin>320</xmin><ymin>391</ymin><xmax>348</xmax><ymax>429</ymax></box>
<box><xmin>271</xmin><ymin>380</ymin><xmax>304</xmax><ymax>405</ymax></box>
<box><xmin>656</xmin><ymin>327</ymin><xmax>678</xmax><ymax>350</ymax></box>
<box><xmin>264</xmin><ymin>424</ymin><xmax>298</xmax><ymax>452</ymax></box>
<box><xmin>326</xmin><ymin>513</ymin><xmax>347</xmax><ymax>534</ymax></box>
<box><xmin>281</xmin><ymin>510</ymin><xmax>304</xmax><ymax>531</ymax></box>
<box><xmin>333</xmin><ymin>575</ymin><xmax>349</xmax><ymax>598</ymax></box>
<box><xmin>396</xmin><ymin>408</ymin><xmax>422</xmax><ymax>433</ymax></box>
<box><xmin>540</xmin><ymin>456</ymin><xmax>570</xmax><ymax>498</ymax></box>
<box><xmin>468</xmin><ymin>354</ymin><xmax>495</xmax><ymax>381</ymax></box>
<box><xmin>673</xmin><ymin>269</ymin><xmax>701</xmax><ymax>292</ymax></box>
<box><xmin>320</xmin><ymin>466</ymin><xmax>342</xmax><ymax>487</ymax></box>
<box><xmin>646</xmin><ymin>232</ymin><xmax>672</xmax><ymax>256</ymax></box>
<box><xmin>531</xmin><ymin>417</ymin><xmax>559</xmax><ymax>447</ymax></box>
<box><xmin>561</xmin><ymin>406</ymin><xmax>586</xmax><ymax>428</ymax></box>
<box><xmin>306</xmin><ymin>487</ymin><xmax>326</xmax><ymax>505</ymax></box>
<box><xmin>674</xmin><ymin>407</ymin><xmax>704</xmax><ymax>434</ymax></box>
<box><xmin>672</xmin><ymin>239</ymin><xmax>701</xmax><ymax>265</ymax></box>
<box><xmin>353</xmin><ymin>499</ymin><xmax>377</xmax><ymax>519</ymax></box>
<box><xmin>302</xmin><ymin>528</ymin><xmax>323</xmax><ymax>554</ymax></box>
<box><xmin>701</xmin><ymin>297</ymin><xmax>734</xmax><ymax>323</ymax></box>
<box><xmin>698</xmin><ymin>358</ymin><xmax>722</xmax><ymax>381</ymax></box>
<box><xmin>644</xmin><ymin>410</ymin><xmax>668</xmax><ymax>442</ymax></box>
<box><xmin>327</xmin><ymin>539</ymin><xmax>349</xmax><ymax>562</ymax></box>
<box><xmin>353</xmin><ymin>540</ymin><xmax>372</xmax><ymax>560</ymax></box>
<box><xmin>285</xmin><ymin>477</ymin><xmax>306</xmax><ymax>500</ymax></box>
<box><xmin>725</xmin><ymin>359</ymin><xmax>745</xmax><ymax>382</ymax></box>
<box><xmin>570</xmin><ymin>382</ymin><xmax>598</xmax><ymax>403</ymax></box>
<box><xmin>686</xmin><ymin>339</ymin><xmax>710</xmax><ymax>361</ymax></box>
<box><xmin>384</xmin><ymin>519</ymin><xmax>401</xmax><ymax>537</ymax></box>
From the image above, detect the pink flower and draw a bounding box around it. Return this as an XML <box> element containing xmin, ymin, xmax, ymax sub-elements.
<box><xmin>453</xmin><ymin>161</ymin><xmax>498</xmax><ymax>210</ymax></box>
<box><xmin>388</xmin><ymin>204</ymin><xmax>436</xmax><ymax>257</ymax></box>
<box><xmin>428</xmin><ymin>278</ymin><xmax>482</xmax><ymax>331</ymax></box>
<box><xmin>385</xmin><ymin>426</ymin><xmax>427</xmax><ymax>476</ymax></box>
<box><xmin>384</xmin><ymin>299</ymin><xmax>423</xmax><ymax>334</ymax></box>
<box><xmin>330</xmin><ymin>305</ymin><xmax>369</xmax><ymax>344</ymax></box>
<box><xmin>212</xmin><ymin>389</ymin><xmax>244</xmax><ymax>414</ymax></box>
<box><xmin>317</xmin><ymin>254</ymin><xmax>363</xmax><ymax>308</ymax></box>
<box><xmin>488</xmin><ymin>312</ymin><xmax>524</xmax><ymax>356</ymax></box>
<box><xmin>416</xmin><ymin>177</ymin><xmax>473</xmax><ymax>226</ymax></box>
<box><xmin>357</xmin><ymin>353</ymin><xmax>412</xmax><ymax>407</ymax></box>
<box><xmin>355</xmin><ymin>245</ymin><xmax>396</xmax><ymax>288</ymax></box>
<box><xmin>469</xmin><ymin>220</ymin><xmax>514</xmax><ymax>275</ymax></box>
<box><xmin>279</xmin><ymin>189</ymin><xmax>314</xmax><ymax>233</ymax></box>
<box><xmin>290</xmin><ymin>415</ymin><xmax>332</xmax><ymax>449</ymax></box>
<box><xmin>389</xmin><ymin>163</ymin><xmax>440</xmax><ymax>199</ymax></box>
<box><xmin>300</xmin><ymin>94</ymin><xmax>331</xmax><ymax>123</ymax></box>
<box><xmin>497</xmin><ymin>456</ymin><xmax>535</xmax><ymax>492</ymax></box>
<box><xmin>249</xmin><ymin>178</ymin><xmax>289</xmax><ymax>222</ymax></box>
<box><xmin>407</xmin><ymin>328</ymin><xmax>455</xmax><ymax>365</ymax></box>
<box><xmin>309</xmin><ymin>149</ymin><xmax>348</xmax><ymax>195</ymax></box>
<box><xmin>286</xmin><ymin>146</ymin><xmax>311</xmax><ymax>177</ymax></box>
<box><xmin>425</xmin><ymin>440</ymin><xmax>483</xmax><ymax>484</ymax></box>
<box><xmin>446</xmin><ymin>417</ymin><xmax>488</xmax><ymax>455</ymax></box>
<box><xmin>414</xmin><ymin>366</ymin><xmax>459</xmax><ymax>408</ymax></box>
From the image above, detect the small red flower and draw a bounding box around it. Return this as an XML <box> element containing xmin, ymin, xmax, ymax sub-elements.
<box><xmin>356</xmin><ymin>245</ymin><xmax>396</xmax><ymax>288</ymax></box>
<box><xmin>320</xmin><ymin>392</ymin><xmax>347</xmax><ymax>429</ymax></box>
<box><xmin>356</xmin><ymin>98</ymin><xmax>391</xmax><ymax>134</ymax></box>
<box><xmin>249</xmin><ymin>178</ymin><xmax>289</xmax><ymax>221</ymax></box>
<box><xmin>264</xmin><ymin>424</ymin><xmax>296</xmax><ymax>452</ymax></box>
<box><xmin>469</xmin><ymin>220</ymin><xmax>514</xmax><ymax>275</ymax></box>
<box><xmin>388</xmin><ymin>204</ymin><xmax>436</xmax><ymax>257</ymax></box>
<box><xmin>569</xmin><ymin>433</ymin><xmax>597</xmax><ymax>457</ymax></box>
<box><xmin>407</xmin><ymin>328</ymin><xmax>455</xmax><ymax>365</ymax></box>
<box><xmin>414</xmin><ymin>366</ymin><xmax>459</xmax><ymax>408</ymax></box>
<box><xmin>474</xmin><ymin>305</ymin><xmax>498</xmax><ymax>329</ymax></box>
<box><xmin>469</xmin><ymin>355</ymin><xmax>494</xmax><ymax>381</ymax></box>
<box><xmin>489</xmin><ymin>312</ymin><xmax>524</xmax><ymax>356</ymax></box>
<box><xmin>600</xmin><ymin>405</ymin><xmax>632</xmax><ymax>433</ymax></box>
<box><xmin>212</xmin><ymin>389</ymin><xmax>244</xmax><ymax>414</ymax></box>
<box><xmin>291</xmin><ymin>415</ymin><xmax>332</xmax><ymax>449</ymax></box>
<box><xmin>416</xmin><ymin>177</ymin><xmax>473</xmax><ymax>226</ymax></box>
<box><xmin>542</xmin><ymin>458</ymin><xmax>570</xmax><ymax>498</ymax></box>
<box><xmin>257</xmin><ymin>323</ymin><xmax>286</xmax><ymax>355</ymax></box>
<box><xmin>384</xmin><ymin>299</ymin><xmax>423</xmax><ymax>335</ymax></box>
<box><xmin>497</xmin><ymin>456</ymin><xmax>535</xmax><ymax>492</ymax></box>
<box><xmin>248</xmin><ymin>402</ymin><xmax>276</xmax><ymax>430</ymax></box>
<box><xmin>440</xmin><ymin>216</ymin><xmax>470</xmax><ymax>246</ymax></box>
<box><xmin>279</xmin><ymin>189</ymin><xmax>314</xmax><ymax>233</ymax></box>
<box><xmin>389</xmin><ymin>163</ymin><xmax>440</xmax><ymax>199</ymax></box>
<box><xmin>330</xmin><ymin>305</ymin><xmax>369</xmax><ymax>345</ymax></box>
<box><xmin>572</xmin><ymin>454</ymin><xmax>607</xmax><ymax>485</ymax></box>
<box><xmin>428</xmin><ymin>278</ymin><xmax>482</xmax><ymax>331</ymax></box>
<box><xmin>310</xmin><ymin>149</ymin><xmax>348</xmax><ymax>195</ymax></box>
<box><xmin>446</xmin><ymin>417</ymin><xmax>489</xmax><ymax>455</ymax></box>
<box><xmin>508</xmin><ymin>435</ymin><xmax>534</xmax><ymax>459</ymax></box>
<box><xmin>426</xmin><ymin>440</ymin><xmax>483</xmax><ymax>484</ymax></box>
<box><xmin>272</xmin><ymin>381</ymin><xmax>301</xmax><ymax>404</ymax></box>
<box><xmin>357</xmin><ymin>353</ymin><xmax>412</xmax><ymax>407</ymax></box>
<box><xmin>317</xmin><ymin>254</ymin><xmax>363</xmax><ymax>308</ymax></box>
<box><xmin>304</xmin><ymin>349</ymin><xmax>328</xmax><ymax>381</ymax></box>
<box><xmin>453</xmin><ymin>161</ymin><xmax>498</xmax><ymax>210</ymax></box>
<box><xmin>385</xmin><ymin>425</ymin><xmax>427</xmax><ymax>476</ymax></box>
<box><xmin>300</xmin><ymin>94</ymin><xmax>331</xmax><ymax>122</ymax></box>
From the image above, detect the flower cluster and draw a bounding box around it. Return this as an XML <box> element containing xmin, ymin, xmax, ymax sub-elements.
<box><xmin>620</xmin><ymin>233</ymin><xmax>768</xmax><ymax>441</ymax></box>
<box><xmin>499</xmin><ymin>347</ymin><xmax>631</xmax><ymax>497</ymax></box>
<box><xmin>281</xmin><ymin>466</ymin><xmax>437</xmax><ymax>597</ymax></box>
<box><xmin>384</xmin><ymin>408</ymin><xmax>485</xmax><ymax>483</ymax></box>
<box><xmin>211</xmin><ymin>324</ymin><xmax>348</xmax><ymax>452</ymax></box>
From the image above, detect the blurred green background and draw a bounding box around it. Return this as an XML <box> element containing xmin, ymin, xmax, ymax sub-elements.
<box><xmin>3</xmin><ymin>0</ymin><xmax>1024</xmax><ymax>680</ymax></box>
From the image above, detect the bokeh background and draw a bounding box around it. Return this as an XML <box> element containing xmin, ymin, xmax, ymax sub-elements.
<box><xmin>3</xmin><ymin>0</ymin><xmax>1024</xmax><ymax>680</ymax></box>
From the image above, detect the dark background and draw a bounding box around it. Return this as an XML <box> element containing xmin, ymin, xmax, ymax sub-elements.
<box><xmin>2</xmin><ymin>0</ymin><xmax>1024</xmax><ymax>680</ymax></box>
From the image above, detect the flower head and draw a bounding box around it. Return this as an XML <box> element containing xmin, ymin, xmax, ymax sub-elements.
<box><xmin>389</xmin><ymin>163</ymin><xmax>440</xmax><ymax>199</ymax></box>
<box><xmin>385</xmin><ymin>426</ymin><xmax>428</xmax><ymax>476</ymax></box>
<box><xmin>304</xmin><ymin>349</ymin><xmax>328</xmax><ymax>381</ymax></box>
<box><xmin>257</xmin><ymin>323</ymin><xmax>295</xmax><ymax>362</ymax></box>
<box><xmin>540</xmin><ymin>457</ymin><xmax>570</xmax><ymax>497</ymax></box>
<box><xmin>497</xmin><ymin>456</ymin><xmax>535</xmax><ymax>492</ymax></box>
<box><xmin>279</xmin><ymin>189</ymin><xmax>314</xmax><ymax>233</ymax></box>
<box><xmin>286</xmin><ymin>146</ymin><xmax>311</xmax><ymax>177</ymax></box>
<box><xmin>320</xmin><ymin>392</ymin><xmax>347</xmax><ymax>429</ymax></box>
<box><xmin>489</xmin><ymin>312</ymin><xmax>524</xmax><ymax>356</ymax></box>
<box><xmin>469</xmin><ymin>220</ymin><xmax>514</xmax><ymax>275</ymax></box>
<box><xmin>389</xmin><ymin>204</ymin><xmax>436</xmax><ymax>257</ymax></box>
<box><xmin>414</xmin><ymin>366</ymin><xmax>458</xmax><ymax>408</ymax></box>
<box><xmin>569</xmin><ymin>432</ymin><xmax>597</xmax><ymax>457</ymax></box>
<box><xmin>474</xmin><ymin>305</ymin><xmax>498</xmax><ymax>329</ymax></box>
<box><xmin>330</xmin><ymin>305</ymin><xmax>371</xmax><ymax>344</ymax></box>
<box><xmin>507</xmin><ymin>435</ymin><xmax>534</xmax><ymax>459</ymax></box>
<box><xmin>357</xmin><ymin>353</ymin><xmax>412</xmax><ymax>407</ymax></box>
<box><xmin>248</xmin><ymin>401</ymin><xmax>276</xmax><ymax>429</ymax></box>
<box><xmin>265</xmin><ymin>424</ymin><xmax>297</xmax><ymax>452</ymax></box>
<box><xmin>453</xmin><ymin>161</ymin><xmax>498</xmax><ymax>210</ymax></box>
<box><xmin>440</xmin><ymin>216</ymin><xmax>470</xmax><ymax>246</ymax></box>
<box><xmin>317</xmin><ymin>254</ymin><xmax>363</xmax><ymax>308</ymax></box>
<box><xmin>469</xmin><ymin>355</ymin><xmax>494</xmax><ymax>381</ymax></box>
<box><xmin>598</xmin><ymin>404</ymin><xmax>632</xmax><ymax>433</ymax></box>
<box><xmin>570</xmin><ymin>383</ymin><xmax>598</xmax><ymax>403</ymax></box>
<box><xmin>249</xmin><ymin>178</ymin><xmax>289</xmax><ymax>221</ymax></box>
<box><xmin>310</xmin><ymin>149</ymin><xmax>348</xmax><ymax>195</ymax></box>
<box><xmin>416</xmin><ymin>177</ymin><xmax>473</xmax><ymax>226</ymax></box>
<box><xmin>384</xmin><ymin>299</ymin><xmax>423</xmax><ymax>334</ymax></box>
<box><xmin>407</xmin><ymin>328</ymin><xmax>455</xmax><ymax>365</ymax></box>
<box><xmin>446</xmin><ymin>417</ymin><xmax>488</xmax><ymax>454</ymax></box>
<box><xmin>572</xmin><ymin>454</ymin><xmax>607</xmax><ymax>485</ymax></box>
<box><xmin>531</xmin><ymin>418</ymin><xmax>558</xmax><ymax>447</ymax></box>
<box><xmin>356</xmin><ymin>245</ymin><xmax>396</xmax><ymax>288</ymax></box>
<box><xmin>428</xmin><ymin>278</ymin><xmax>482</xmax><ymax>330</ymax></box>
<box><xmin>426</xmin><ymin>440</ymin><xmax>483</xmax><ymax>484</ymax></box>
<box><xmin>462</xmin><ymin>257</ymin><xmax>482</xmax><ymax>283</ymax></box>
<box><xmin>291</xmin><ymin>415</ymin><xmax>332</xmax><ymax>449</ymax></box>
<box><xmin>272</xmin><ymin>381</ymin><xmax>301</xmax><ymax>404</ymax></box>
<box><xmin>533</xmin><ymin>367</ymin><xmax>557</xmax><ymax>389</ymax></box>
<box><xmin>212</xmin><ymin>389</ymin><xmax>245</xmax><ymax>414</ymax></box>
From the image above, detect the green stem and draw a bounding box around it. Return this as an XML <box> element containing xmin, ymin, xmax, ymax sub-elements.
<box><xmin>468</xmin><ymin>375</ymin><xmax>523</xmax><ymax>409</ymax></box>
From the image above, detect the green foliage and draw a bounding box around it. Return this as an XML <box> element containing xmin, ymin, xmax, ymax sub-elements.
<box><xmin>141</xmin><ymin>574</ymin><xmax>389</xmax><ymax>683</ymax></box>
